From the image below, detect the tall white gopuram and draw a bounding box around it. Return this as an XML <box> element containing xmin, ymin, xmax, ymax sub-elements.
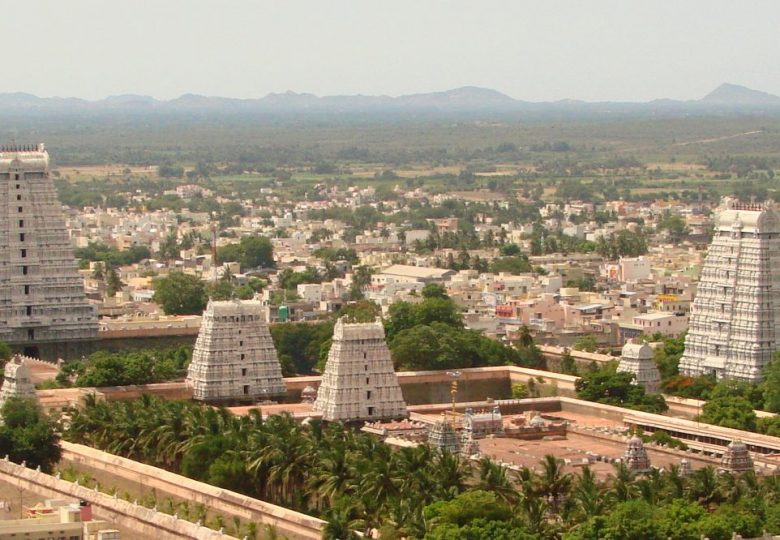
<box><xmin>680</xmin><ymin>198</ymin><xmax>780</xmax><ymax>382</ymax></box>
<box><xmin>187</xmin><ymin>299</ymin><xmax>286</xmax><ymax>402</ymax></box>
<box><xmin>0</xmin><ymin>355</ymin><xmax>38</xmax><ymax>413</ymax></box>
<box><xmin>0</xmin><ymin>144</ymin><xmax>97</xmax><ymax>354</ymax></box>
<box><xmin>313</xmin><ymin>317</ymin><xmax>407</xmax><ymax>421</ymax></box>
<box><xmin>618</xmin><ymin>341</ymin><xmax>661</xmax><ymax>393</ymax></box>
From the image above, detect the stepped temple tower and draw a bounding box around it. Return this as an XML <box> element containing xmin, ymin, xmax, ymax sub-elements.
<box><xmin>680</xmin><ymin>197</ymin><xmax>780</xmax><ymax>382</ymax></box>
<box><xmin>0</xmin><ymin>144</ymin><xmax>97</xmax><ymax>357</ymax></box>
<box><xmin>623</xmin><ymin>435</ymin><xmax>651</xmax><ymax>473</ymax></box>
<box><xmin>428</xmin><ymin>417</ymin><xmax>461</xmax><ymax>453</ymax></box>
<box><xmin>719</xmin><ymin>440</ymin><xmax>753</xmax><ymax>473</ymax></box>
<box><xmin>313</xmin><ymin>317</ymin><xmax>407</xmax><ymax>422</ymax></box>
<box><xmin>187</xmin><ymin>299</ymin><xmax>286</xmax><ymax>403</ymax></box>
<box><xmin>0</xmin><ymin>355</ymin><xmax>39</xmax><ymax>416</ymax></box>
<box><xmin>617</xmin><ymin>341</ymin><xmax>661</xmax><ymax>393</ymax></box>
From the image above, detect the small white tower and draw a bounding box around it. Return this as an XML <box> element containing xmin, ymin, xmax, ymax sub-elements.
<box><xmin>618</xmin><ymin>341</ymin><xmax>661</xmax><ymax>393</ymax></box>
<box><xmin>0</xmin><ymin>355</ymin><xmax>39</xmax><ymax>412</ymax></box>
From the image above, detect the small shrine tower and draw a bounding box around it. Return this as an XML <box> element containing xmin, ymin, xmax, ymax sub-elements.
<box><xmin>618</xmin><ymin>341</ymin><xmax>661</xmax><ymax>394</ymax></box>
<box><xmin>0</xmin><ymin>355</ymin><xmax>39</xmax><ymax>413</ymax></box>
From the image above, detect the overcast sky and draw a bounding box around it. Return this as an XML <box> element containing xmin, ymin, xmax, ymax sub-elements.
<box><xmin>3</xmin><ymin>1</ymin><xmax>778</xmax><ymax>102</ymax></box>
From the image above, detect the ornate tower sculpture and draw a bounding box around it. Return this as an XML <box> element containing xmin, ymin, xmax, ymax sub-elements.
<box><xmin>313</xmin><ymin>316</ymin><xmax>407</xmax><ymax>421</ymax></box>
<box><xmin>428</xmin><ymin>415</ymin><xmax>461</xmax><ymax>453</ymax></box>
<box><xmin>680</xmin><ymin>197</ymin><xmax>780</xmax><ymax>382</ymax></box>
<box><xmin>623</xmin><ymin>435</ymin><xmax>651</xmax><ymax>473</ymax></box>
<box><xmin>0</xmin><ymin>144</ymin><xmax>97</xmax><ymax>356</ymax></box>
<box><xmin>187</xmin><ymin>299</ymin><xmax>286</xmax><ymax>402</ymax></box>
<box><xmin>719</xmin><ymin>440</ymin><xmax>754</xmax><ymax>474</ymax></box>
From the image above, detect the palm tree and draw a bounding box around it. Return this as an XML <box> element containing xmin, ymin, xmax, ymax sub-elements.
<box><xmin>476</xmin><ymin>457</ymin><xmax>517</xmax><ymax>504</ymax></box>
<box><xmin>429</xmin><ymin>449</ymin><xmax>468</xmax><ymax>500</ymax></box>
<box><xmin>609</xmin><ymin>462</ymin><xmax>637</xmax><ymax>502</ymax></box>
<box><xmin>538</xmin><ymin>454</ymin><xmax>572</xmax><ymax>513</ymax></box>
<box><xmin>306</xmin><ymin>442</ymin><xmax>354</xmax><ymax>510</ymax></box>
<box><xmin>661</xmin><ymin>464</ymin><xmax>686</xmax><ymax>500</ymax></box>
<box><xmin>688</xmin><ymin>466</ymin><xmax>722</xmax><ymax>507</ymax></box>
<box><xmin>636</xmin><ymin>468</ymin><xmax>664</xmax><ymax>505</ymax></box>
<box><xmin>322</xmin><ymin>497</ymin><xmax>361</xmax><ymax>540</ymax></box>
<box><xmin>570</xmin><ymin>466</ymin><xmax>608</xmax><ymax>521</ymax></box>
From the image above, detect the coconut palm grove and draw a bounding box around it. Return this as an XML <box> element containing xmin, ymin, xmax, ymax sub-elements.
<box><xmin>55</xmin><ymin>395</ymin><xmax>780</xmax><ymax>540</ymax></box>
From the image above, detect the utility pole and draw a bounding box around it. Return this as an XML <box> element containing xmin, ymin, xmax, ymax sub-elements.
<box><xmin>211</xmin><ymin>223</ymin><xmax>218</xmax><ymax>285</ymax></box>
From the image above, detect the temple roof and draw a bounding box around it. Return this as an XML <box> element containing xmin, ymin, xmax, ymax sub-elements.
<box><xmin>0</xmin><ymin>144</ymin><xmax>48</xmax><ymax>172</ymax></box>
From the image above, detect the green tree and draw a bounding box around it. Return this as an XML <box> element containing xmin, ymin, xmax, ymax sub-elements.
<box><xmin>153</xmin><ymin>272</ymin><xmax>208</xmax><ymax>315</ymax></box>
<box><xmin>490</xmin><ymin>256</ymin><xmax>532</xmax><ymax>275</ymax></box>
<box><xmin>572</xmin><ymin>334</ymin><xmax>598</xmax><ymax>353</ymax></box>
<box><xmin>105</xmin><ymin>265</ymin><xmax>124</xmax><ymax>296</ymax></box>
<box><xmin>575</xmin><ymin>363</ymin><xmax>668</xmax><ymax>413</ymax></box>
<box><xmin>422</xmin><ymin>283</ymin><xmax>448</xmax><ymax>299</ymax></box>
<box><xmin>0</xmin><ymin>398</ymin><xmax>61</xmax><ymax>473</ymax></box>
<box><xmin>763</xmin><ymin>353</ymin><xmax>780</xmax><ymax>412</ymax></box>
<box><xmin>218</xmin><ymin>236</ymin><xmax>275</xmax><ymax>269</ymax></box>
<box><xmin>700</xmin><ymin>395</ymin><xmax>757</xmax><ymax>431</ymax></box>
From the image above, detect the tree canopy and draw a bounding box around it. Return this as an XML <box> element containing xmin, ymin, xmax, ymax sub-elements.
<box><xmin>153</xmin><ymin>271</ymin><xmax>208</xmax><ymax>315</ymax></box>
<box><xmin>217</xmin><ymin>235</ymin><xmax>275</xmax><ymax>269</ymax></box>
<box><xmin>0</xmin><ymin>398</ymin><xmax>61</xmax><ymax>473</ymax></box>
<box><xmin>575</xmin><ymin>363</ymin><xmax>668</xmax><ymax>413</ymax></box>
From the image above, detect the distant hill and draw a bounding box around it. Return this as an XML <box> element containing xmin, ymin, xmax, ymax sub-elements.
<box><xmin>1</xmin><ymin>83</ymin><xmax>780</xmax><ymax>118</ymax></box>
<box><xmin>700</xmin><ymin>83</ymin><xmax>780</xmax><ymax>105</ymax></box>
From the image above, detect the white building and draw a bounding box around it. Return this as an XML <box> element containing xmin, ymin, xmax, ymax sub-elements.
<box><xmin>681</xmin><ymin>198</ymin><xmax>780</xmax><ymax>381</ymax></box>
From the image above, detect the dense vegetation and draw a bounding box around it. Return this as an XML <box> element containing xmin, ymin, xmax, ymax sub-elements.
<box><xmin>64</xmin><ymin>395</ymin><xmax>780</xmax><ymax>540</ymax></box>
<box><xmin>574</xmin><ymin>362</ymin><xmax>668</xmax><ymax>414</ymax></box>
<box><xmin>74</xmin><ymin>242</ymin><xmax>151</xmax><ymax>267</ymax></box>
<box><xmin>0</xmin><ymin>398</ymin><xmax>61</xmax><ymax>473</ymax></box>
<box><xmin>51</xmin><ymin>347</ymin><xmax>192</xmax><ymax>388</ymax></box>
<box><xmin>152</xmin><ymin>272</ymin><xmax>208</xmax><ymax>315</ymax></box>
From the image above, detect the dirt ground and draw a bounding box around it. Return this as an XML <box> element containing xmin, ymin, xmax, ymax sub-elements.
<box><xmin>477</xmin><ymin>431</ymin><xmax>715</xmax><ymax>479</ymax></box>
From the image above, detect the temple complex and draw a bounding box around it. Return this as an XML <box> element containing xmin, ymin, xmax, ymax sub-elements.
<box><xmin>313</xmin><ymin>317</ymin><xmax>407</xmax><ymax>421</ymax></box>
<box><xmin>0</xmin><ymin>145</ymin><xmax>97</xmax><ymax>357</ymax></box>
<box><xmin>680</xmin><ymin>198</ymin><xmax>780</xmax><ymax>382</ymax></box>
<box><xmin>0</xmin><ymin>355</ymin><xmax>38</xmax><ymax>413</ymax></box>
<box><xmin>617</xmin><ymin>341</ymin><xmax>661</xmax><ymax>393</ymax></box>
<box><xmin>187</xmin><ymin>299</ymin><xmax>286</xmax><ymax>403</ymax></box>
<box><xmin>622</xmin><ymin>435</ymin><xmax>651</xmax><ymax>473</ymax></box>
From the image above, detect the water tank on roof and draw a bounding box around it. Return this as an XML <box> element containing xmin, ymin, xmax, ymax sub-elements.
<box><xmin>278</xmin><ymin>304</ymin><xmax>289</xmax><ymax>322</ymax></box>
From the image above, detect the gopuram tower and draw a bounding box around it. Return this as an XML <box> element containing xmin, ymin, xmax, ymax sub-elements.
<box><xmin>0</xmin><ymin>144</ymin><xmax>97</xmax><ymax>357</ymax></box>
<box><xmin>187</xmin><ymin>299</ymin><xmax>286</xmax><ymax>403</ymax></box>
<box><xmin>313</xmin><ymin>316</ymin><xmax>407</xmax><ymax>422</ymax></box>
<box><xmin>680</xmin><ymin>197</ymin><xmax>780</xmax><ymax>382</ymax></box>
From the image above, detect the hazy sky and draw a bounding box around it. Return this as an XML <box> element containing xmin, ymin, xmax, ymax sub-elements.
<box><xmin>4</xmin><ymin>1</ymin><xmax>778</xmax><ymax>102</ymax></box>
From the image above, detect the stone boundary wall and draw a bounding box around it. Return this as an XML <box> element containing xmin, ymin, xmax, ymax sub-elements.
<box><xmin>60</xmin><ymin>441</ymin><xmax>325</xmax><ymax>540</ymax></box>
<box><xmin>0</xmin><ymin>457</ymin><xmax>237</xmax><ymax>540</ymax></box>
<box><xmin>565</xmin><ymin>424</ymin><xmax>722</xmax><ymax>467</ymax></box>
<box><xmin>538</xmin><ymin>345</ymin><xmax>614</xmax><ymax>365</ymax></box>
